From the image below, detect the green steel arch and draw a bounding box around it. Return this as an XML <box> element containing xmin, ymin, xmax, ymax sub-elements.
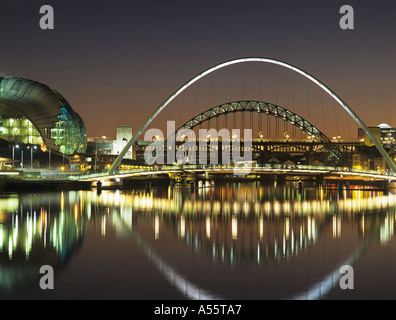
<box><xmin>173</xmin><ymin>100</ymin><xmax>342</xmax><ymax>160</ymax></box>
<box><xmin>109</xmin><ymin>57</ymin><xmax>396</xmax><ymax>175</ymax></box>
<box><xmin>176</xmin><ymin>101</ymin><xmax>327</xmax><ymax>140</ymax></box>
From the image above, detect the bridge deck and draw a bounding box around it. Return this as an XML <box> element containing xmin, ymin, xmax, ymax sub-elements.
<box><xmin>74</xmin><ymin>164</ymin><xmax>396</xmax><ymax>182</ymax></box>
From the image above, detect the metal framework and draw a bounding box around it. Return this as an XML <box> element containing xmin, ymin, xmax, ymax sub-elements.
<box><xmin>109</xmin><ymin>57</ymin><xmax>396</xmax><ymax>175</ymax></box>
<box><xmin>172</xmin><ymin>100</ymin><xmax>342</xmax><ymax>160</ymax></box>
<box><xmin>176</xmin><ymin>101</ymin><xmax>327</xmax><ymax>140</ymax></box>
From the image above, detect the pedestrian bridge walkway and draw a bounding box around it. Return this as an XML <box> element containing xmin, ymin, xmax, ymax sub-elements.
<box><xmin>71</xmin><ymin>163</ymin><xmax>396</xmax><ymax>183</ymax></box>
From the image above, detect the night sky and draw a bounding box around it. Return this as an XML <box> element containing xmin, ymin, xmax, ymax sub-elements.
<box><xmin>1</xmin><ymin>0</ymin><xmax>396</xmax><ymax>140</ymax></box>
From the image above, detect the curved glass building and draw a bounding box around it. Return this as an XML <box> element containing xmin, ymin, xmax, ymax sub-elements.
<box><xmin>0</xmin><ymin>76</ymin><xmax>87</xmax><ymax>155</ymax></box>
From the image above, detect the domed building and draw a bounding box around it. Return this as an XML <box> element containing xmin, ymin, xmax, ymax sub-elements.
<box><xmin>0</xmin><ymin>76</ymin><xmax>87</xmax><ymax>155</ymax></box>
<box><xmin>377</xmin><ymin>123</ymin><xmax>392</xmax><ymax>129</ymax></box>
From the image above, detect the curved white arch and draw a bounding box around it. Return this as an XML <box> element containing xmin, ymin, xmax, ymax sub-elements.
<box><xmin>109</xmin><ymin>57</ymin><xmax>396</xmax><ymax>174</ymax></box>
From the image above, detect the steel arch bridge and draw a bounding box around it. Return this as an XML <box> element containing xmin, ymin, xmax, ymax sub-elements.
<box><xmin>176</xmin><ymin>101</ymin><xmax>326</xmax><ymax>140</ymax></box>
<box><xmin>108</xmin><ymin>57</ymin><xmax>396</xmax><ymax>175</ymax></box>
<box><xmin>171</xmin><ymin>100</ymin><xmax>343</xmax><ymax>161</ymax></box>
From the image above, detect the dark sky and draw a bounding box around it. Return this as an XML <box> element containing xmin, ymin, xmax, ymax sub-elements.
<box><xmin>1</xmin><ymin>0</ymin><xmax>396</xmax><ymax>140</ymax></box>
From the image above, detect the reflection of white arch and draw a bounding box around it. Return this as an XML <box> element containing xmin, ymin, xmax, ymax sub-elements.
<box><xmin>113</xmin><ymin>213</ymin><xmax>222</xmax><ymax>300</ymax></box>
<box><xmin>109</xmin><ymin>57</ymin><xmax>396</xmax><ymax>174</ymax></box>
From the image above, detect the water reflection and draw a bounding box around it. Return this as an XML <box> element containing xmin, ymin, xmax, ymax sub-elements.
<box><xmin>0</xmin><ymin>192</ymin><xmax>86</xmax><ymax>294</ymax></box>
<box><xmin>0</xmin><ymin>182</ymin><xmax>395</xmax><ymax>299</ymax></box>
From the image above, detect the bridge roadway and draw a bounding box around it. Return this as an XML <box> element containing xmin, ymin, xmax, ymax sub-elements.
<box><xmin>72</xmin><ymin>163</ymin><xmax>396</xmax><ymax>183</ymax></box>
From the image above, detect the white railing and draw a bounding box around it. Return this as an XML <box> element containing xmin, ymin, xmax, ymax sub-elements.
<box><xmin>73</xmin><ymin>163</ymin><xmax>396</xmax><ymax>181</ymax></box>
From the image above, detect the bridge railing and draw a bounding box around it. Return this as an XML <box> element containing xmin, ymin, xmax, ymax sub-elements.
<box><xmin>73</xmin><ymin>163</ymin><xmax>396</xmax><ymax>181</ymax></box>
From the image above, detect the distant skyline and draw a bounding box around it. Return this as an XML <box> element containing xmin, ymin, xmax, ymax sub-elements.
<box><xmin>1</xmin><ymin>0</ymin><xmax>396</xmax><ymax>140</ymax></box>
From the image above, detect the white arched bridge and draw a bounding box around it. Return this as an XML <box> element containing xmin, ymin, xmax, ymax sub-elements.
<box><xmin>78</xmin><ymin>57</ymin><xmax>396</xmax><ymax>184</ymax></box>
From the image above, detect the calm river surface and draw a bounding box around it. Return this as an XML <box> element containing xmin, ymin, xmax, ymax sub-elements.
<box><xmin>1</xmin><ymin>181</ymin><xmax>396</xmax><ymax>300</ymax></box>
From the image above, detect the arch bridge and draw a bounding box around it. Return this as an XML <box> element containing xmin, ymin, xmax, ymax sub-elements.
<box><xmin>169</xmin><ymin>100</ymin><xmax>344</xmax><ymax>162</ymax></box>
<box><xmin>106</xmin><ymin>57</ymin><xmax>396</xmax><ymax>176</ymax></box>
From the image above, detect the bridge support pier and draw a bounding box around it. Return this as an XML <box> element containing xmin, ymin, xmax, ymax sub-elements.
<box><xmin>275</xmin><ymin>175</ymin><xmax>286</xmax><ymax>185</ymax></box>
<box><xmin>307</xmin><ymin>151</ymin><xmax>315</xmax><ymax>165</ymax></box>
<box><xmin>145</xmin><ymin>181</ymin><xmax>152</xmax><ymax>190</ymax></box>
<box><xmin>96</xmin><ymin>181</ymin><xmax>102</xmax><ymax>195</ymax></box>
<box><xmin>298</xmin><ymin>180</ymin><xmax>303</xmax><ymax>192</ymax></box>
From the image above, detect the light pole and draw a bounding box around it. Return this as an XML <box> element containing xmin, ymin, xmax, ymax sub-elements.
<box><xmin>30</xmin><ymin>145</ymin><xmax>37</xmax><ymax>169</ymax></box>
<box><xmin>12</xmin><ymin>144</ymin><xmax>19</xmax><ymax>168</ymax></box>
<box><xmin>21</xmin><ymin>150</ymin><xmax>24</xmax><ymax>169</ymax></box>
<box><xmin>95</xmin><ymin>140</ymin><xmax>98</xmax><ymax>173</ymax></box>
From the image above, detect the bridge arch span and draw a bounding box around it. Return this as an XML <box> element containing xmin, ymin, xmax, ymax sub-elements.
<box><xmin>172</xmin><ymin>100</ymin><xmax>342</xmax><ymax>160</ymax></box>
<box><xmin>109</xmin><ymin>58</ymin><xmax>396</xmax><ymax>174</ymax></box>
<box><xmin>175</xmin><ymin>101</ymin><xmax>328</xmax><ymax>141</ymax></box>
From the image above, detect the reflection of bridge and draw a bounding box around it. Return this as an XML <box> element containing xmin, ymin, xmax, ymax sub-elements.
<box><xmin>1</xmin><ymin>186</ymin><xmax>395</xmax><ymax>299</ymax></box>
<box><xmin>96</xmin><ymin>186</ymin><xmax>396</xmax><ymax>299</ymax></box>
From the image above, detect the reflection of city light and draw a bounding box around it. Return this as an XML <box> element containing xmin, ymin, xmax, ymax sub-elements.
<box><xmin>333</xmin><ymin>216</ymin><xmax>341</xmax><ymax>238</ymax></box>
<box><xmin>380</xmin><ymin>213</ymin><xmax>394</xmax><ymax>245</ymax></box>
<box><xmin>101</xmin><ymin>215</ymin><xmax>106</xmax><ymax>237</ymax></box>
<box><xmin>114</xmin><ymin>190</ymin><xmax>120</xmax><ymax>206</ymax></box>
<box><xmin>361</xmin><ymin>215</ymin><xmax>365</xmax><ymax>237</ymax></box>
<box><xmin>257</xmin><ymin>242</ymin><xmax>260</xmax><ymax>264</ymax></box>
<box><xmin>180</xmin><ymin>215</ymin><xmax>185</xmax><ymax>239</ymax></box>
<box><xmin>274</xmin><ymin>201</ymin><xmax>280</xmax><ymax>215</ymax></box>
<box><xmin>155</xmin><ymin>215</ymin><xmax>159</xmax><ymax>240</ymax></box>
<box><xmin>307</xmin><ymin>217</ymin><xmax>316</xmax><ymax>241</ymax></box>
<box><xmin>206</xmin><ymin>217</ymin><xmax>210</xmax><ymax>239</ymax></box>
<box><xmin>213</xmin><ymin>201</ymin><xmax>221</xmax><ymax>215</ymax></box>
<box><xmin>233</xmin><ymin>202</ymin><xmax>239</xmax><ymax>215</ymax></box>
<box><xmin>1</xmin><ymin>184</ymin><xmax>395</xmax><ymax>277</ymax></box>
<box><xmin>291</xmin><ymin>229</ymin><xmax>294</xmax><ymax>254</ymax></box>
<box><xmin>74</xmin><ymin>204</ymin><xmax>78</xmax><ymax>221</ymax></box>
<box><xmin>8</xmin><ymin>237</ymin><xmax>12</xmax><ymax>259</ymax></box>
<box><xmin>285</xmin><ymin>218</ymin><xmax>290</xmax><ymax>240</ymax></box>
<box><xmin>243</xmin><ymin>202</ymin><xmax>249</xmax><ymax>216</ymax></box>
<box><xmin>300</xmin><ymin>225</ymin><xmax>303</xmax><ymax>249</ymax></box>
<box><xmin>0</xmin><ymin>224</ymin><xmax>4</xmax><ymax>251</ymax></box>
<box><xmin>61</xmin><ymin>192</ymin><xmax>64</xmax><ymax>211</ymax></box>
<box><xmin>232</xmin><ymin>216</ymin><xmax>238</xmax><ymax>240</ymax></box>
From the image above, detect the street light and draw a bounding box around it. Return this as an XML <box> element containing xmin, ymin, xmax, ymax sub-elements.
<box><xmin>30</xmin><ymin>145</ymin><xmax>37</xmax><ymax>169</ymax></box>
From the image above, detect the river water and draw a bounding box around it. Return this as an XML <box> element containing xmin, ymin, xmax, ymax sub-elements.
<box><xmin>0</xmin><ymin>181</ymin><xmax>395</xmax><ymax>300</ymax></box>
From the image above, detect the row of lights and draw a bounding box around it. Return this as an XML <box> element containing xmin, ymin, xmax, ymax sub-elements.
<box><xmin>11</xmin><ymin>144</ymin><xmax>37</xmax><ymax>168</ymax></box>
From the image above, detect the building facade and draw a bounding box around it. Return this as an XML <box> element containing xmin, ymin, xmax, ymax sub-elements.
<box><xmin>0</xmin><ymin>76</ymin><xmax>87</xmax><ymax>155</ymax></box>
<box><xmin>358</xmin><ymin>124</ymin><xmax>396</xmax><ymax>146</ymax></box>
<box><xmin>112</xmin><ymin>125</ymin><xmax>135</xmax><ymax>159</ymax></box>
